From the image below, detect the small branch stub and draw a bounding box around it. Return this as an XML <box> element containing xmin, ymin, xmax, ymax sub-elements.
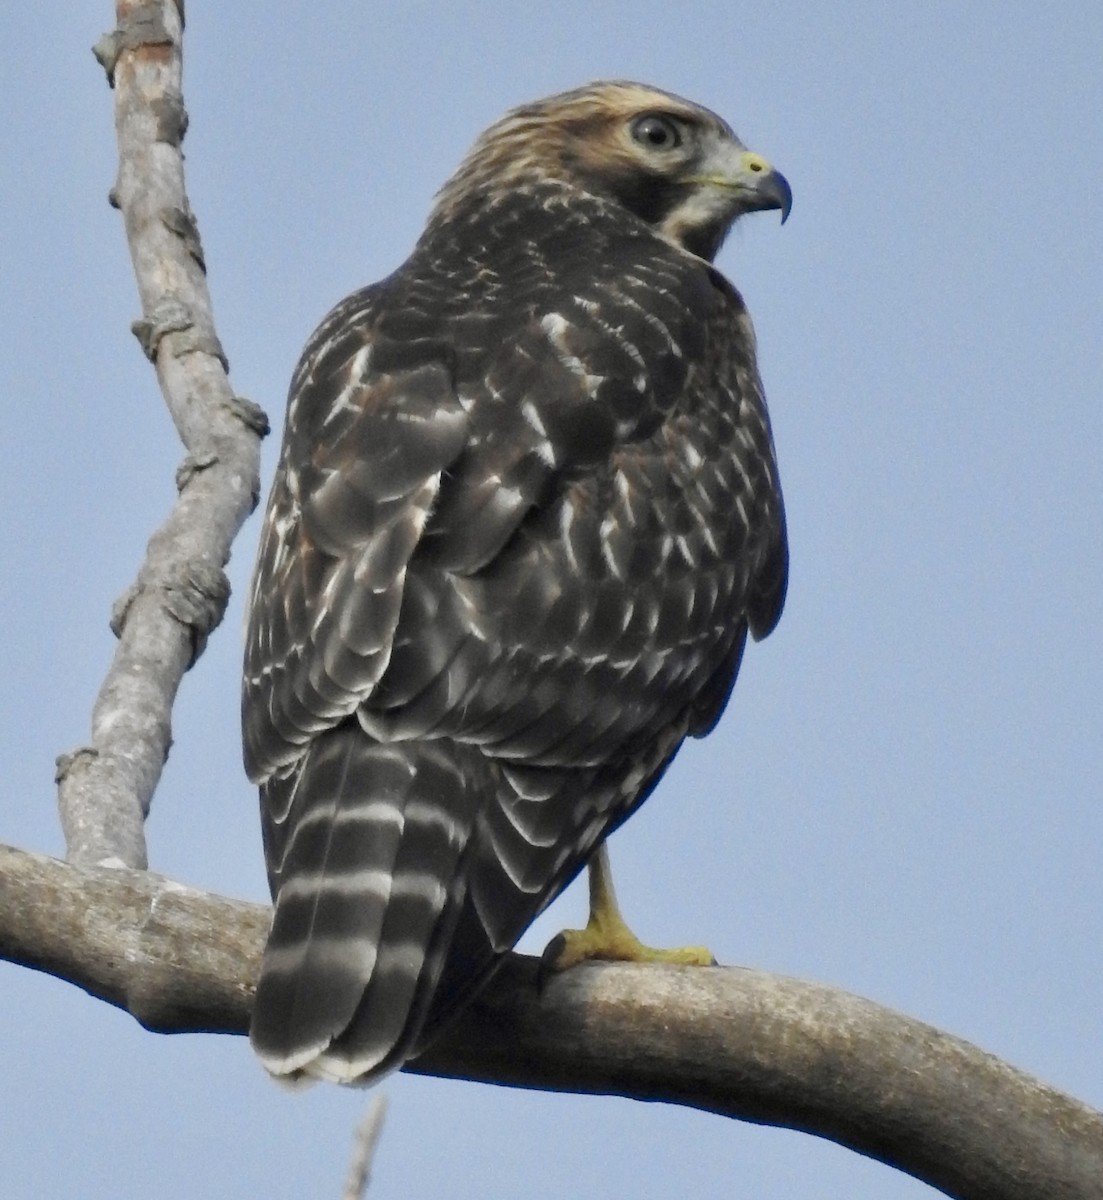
<box><xmin>92</xmin><ymin>5</ymin><xmax>174</xmax><ymax>88</ymax></box>
<box><xmin>150</xmin><ymin>91</ymin><xmax>188</xmax><ymax>146</ymax></box>
<box><xmin>160</xmin><ymin>560</ymin><xmax>232</xmax><ymax>660</ymax></box>
<box><xmin>224</xmin><ymin>395</ymin><xmax>271</xmax><ymax>438</ymax></box>
<box><xmin>131</xmin><ymin>299</ymin><xmax>192</xmax><ymax>360</ymax></box>
<box><xmin>161</xmin><ymin>204</ymin><xmax>205</xmax><ymax>271</ymax></box>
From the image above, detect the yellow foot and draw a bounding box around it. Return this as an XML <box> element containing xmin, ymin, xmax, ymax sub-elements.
<box><xmin>541</xmin><ymin>843</ymin><xmax>717</xmax><ymax>974</ymax></box>
<box><xmin>544</xmin><ymin>923</ymin><xmax>716</xmax><ymax>971</ymax></box>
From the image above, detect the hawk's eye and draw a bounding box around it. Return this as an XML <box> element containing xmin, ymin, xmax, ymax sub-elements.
<box><xmin>630</xmin><ymin>114</ymin><xmax>682</xmax><ymax>152</ymax></box>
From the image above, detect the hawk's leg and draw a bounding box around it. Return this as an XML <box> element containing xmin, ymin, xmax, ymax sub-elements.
<box><xmin>543</xmin><ymin>843</ymin><xmax>716</xmax><ymax>971</ymax></box>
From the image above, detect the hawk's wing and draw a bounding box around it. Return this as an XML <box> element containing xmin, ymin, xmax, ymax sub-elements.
<box><xmin>242</xmin><ymin>284</ymin><xmax>467</xmax><ymax>787</ymax></box>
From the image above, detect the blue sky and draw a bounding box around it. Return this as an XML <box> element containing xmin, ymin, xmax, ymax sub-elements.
<box><xmin>1</xmin><ymin>4</ymin><xmax>1100</xmax><ymax>1198</ymax></box>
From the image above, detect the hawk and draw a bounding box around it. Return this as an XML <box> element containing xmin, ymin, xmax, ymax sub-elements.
<box><xmin>243</xmin><ymin>81</ymin><xmax>790</xmax><ymax>1085</ymax></box>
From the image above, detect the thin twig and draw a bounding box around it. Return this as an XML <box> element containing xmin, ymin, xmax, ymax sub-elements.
<box><xmin>341</xmin><ymin>1096</ymin><xmax>388</xmax><ymax>1200</ymax></box>
<box><xmin>58</xmin><ymin>1</ymin><xmax>267</xmax><ymax>868</ymax></box>
<box><xmin>1</xmin><ymin>843</ymin><xmax>1100</xmax><ymax>1200</ymax></box>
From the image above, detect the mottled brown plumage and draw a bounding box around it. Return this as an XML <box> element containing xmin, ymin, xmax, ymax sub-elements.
<box><xmin>243</xmin><ymin>81</ymin><xmax>790</xmax><ymax>1084</ymax></box>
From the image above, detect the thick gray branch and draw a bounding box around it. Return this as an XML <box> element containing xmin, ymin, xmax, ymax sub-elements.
<box><xmin>1</xmin><ymin>843</ymin><xmax>1099</xmax><ymax>1200</ymax></box>
<box><xmin>58</xmin><ymin>1</ymin><xmax>267</xmax><ymax>868</ymax></box>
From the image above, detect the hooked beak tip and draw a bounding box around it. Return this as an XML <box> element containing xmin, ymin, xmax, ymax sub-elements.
<box><xmin>770</xmin><ymin>170</ymin><xmax>793</xmax><ymax>225</ymax></box>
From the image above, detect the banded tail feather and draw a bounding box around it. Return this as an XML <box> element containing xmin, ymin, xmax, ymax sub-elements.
<box><xmin>251</xmin><ymin>729</ymin><xmax>488</xmax><ymax>1084</ymax></box>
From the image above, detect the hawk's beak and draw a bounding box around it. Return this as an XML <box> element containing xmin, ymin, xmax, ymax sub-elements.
<box><xmin>691</xmin><ymin>148</ymin><xmax>793</xmax><ymax>224</ymax></box>
<box><xmin>738</xmin><ymin>152</ymin><xmax>793</xmax><ymax>225</ymax></box>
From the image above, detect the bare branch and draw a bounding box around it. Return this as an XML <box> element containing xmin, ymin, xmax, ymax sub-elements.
<box><xmin>58</xmin><ymin>1</ymin><xmax>267</xmax><ymax>868</ymax></box>
<box><xmin>341</xmin><ymin>1096</ymin><xmax>388</xmax><ymax>1200</ymax></box>
<box><xmin>1</xmin><ymin>842</ymin><xmax>1099</xmax><ymax>1200</ymax></box>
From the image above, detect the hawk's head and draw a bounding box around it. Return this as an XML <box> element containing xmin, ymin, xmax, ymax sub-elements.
<box><xmin>431</xmin><ymin>81</ymin><xmax>791</xmax><ymax>261</ymax></box>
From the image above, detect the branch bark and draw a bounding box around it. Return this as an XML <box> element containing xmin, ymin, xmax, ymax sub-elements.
<box><xmin>56</xmin><ymin>0</ymin><xmax>267</xmax><ymax>869</ymax></box>
<box><xmin>2</xmin><ymin>842</ymin><xmax>1099</xmax><ymax>1200</ymax></box>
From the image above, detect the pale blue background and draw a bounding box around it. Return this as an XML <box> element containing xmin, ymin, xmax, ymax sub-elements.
<box><xmin>1</xmin><ymin>4</ymin><xmax>1100</xmax><ymax>1198</ymax></box>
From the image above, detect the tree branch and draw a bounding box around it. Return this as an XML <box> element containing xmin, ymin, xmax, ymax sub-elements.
<box><xmin>57</xmin><ymin>0</ymin><xmax>267</xmax><ymax>869</ymax></box>
<box><xmin>1</xmin><ymin>842</ymin><xmax>1099</xmax><ymax>1200</ymax></box>
<box><xmin>341</xmin><ymin>1096</ymin><xmax>388</xmax><ymax>1200</ymax></box>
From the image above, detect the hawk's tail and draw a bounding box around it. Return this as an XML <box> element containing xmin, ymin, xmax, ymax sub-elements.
<box><xmin>250</xmin><ymin>727</ymin><xmax>486</xmax><ymax>1085</ymax></box>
